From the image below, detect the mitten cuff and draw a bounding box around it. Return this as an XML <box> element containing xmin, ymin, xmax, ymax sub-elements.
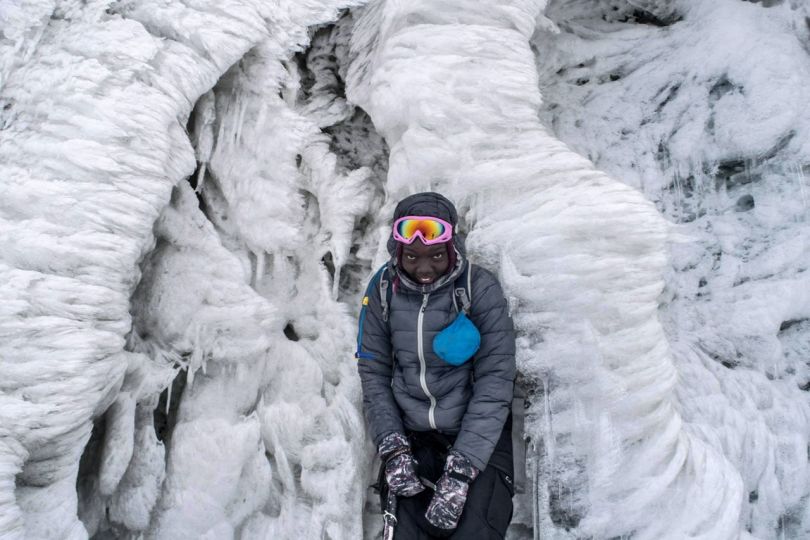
<box><xmin>445</xmin><ymin>450</ymin><xmax>479</xmax><ymax>482</ymax></box>
<box><xmin>378</xmin><ymin>431</ymin><xmax>411</xmax><ymax>459</ymax></box>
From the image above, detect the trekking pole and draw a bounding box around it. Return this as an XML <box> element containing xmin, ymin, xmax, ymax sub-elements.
<box><xmin>382</xmin><ymin>492</ymin><xmax>397</xmax><ymax>540</ymax></box>
<box><xmin>419</xmin><ymin>476</ymin><xmax>436</xmax><ymax>491</ymax></box>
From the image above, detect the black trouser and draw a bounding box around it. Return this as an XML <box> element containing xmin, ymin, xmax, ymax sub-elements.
<box><xmin>391</xmin><ymin>420</ymin><xmax>514</xmax><ymax>539</ymax></box>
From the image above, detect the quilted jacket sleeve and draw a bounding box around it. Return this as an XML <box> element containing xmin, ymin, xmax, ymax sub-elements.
<box><xmin>452</xmin><ymin>266</ymin><xmax>516</xmax><ymax>471</ymax></box>
<box><xmin>356</xmin><ymin>276</ymin><xmax>405</xmax><ymax>447</ymax></box>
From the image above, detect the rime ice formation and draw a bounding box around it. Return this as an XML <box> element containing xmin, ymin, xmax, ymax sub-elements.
<box><xmin>1</xmin><ymin>1</ymin><xmax>369</xmax><ymax>538</ymax></box>
<box><xmin>1</xmin><ymin>0</ymin><xmax>809</xmax><ymax>539</ymax></box>
<box><xmin>533</xmin><ymin>0</ymin><xmax>810</xmax><ymax>537</ymax></box>
<box><xmin>1</xmin><ymin>1</ymin><xmax>272</xmax><ymax>535</ymax></box>
<box><xmin>347</xmin><ymin>2</ymin><xmax>747</xmax><ymax>539</ymax></box>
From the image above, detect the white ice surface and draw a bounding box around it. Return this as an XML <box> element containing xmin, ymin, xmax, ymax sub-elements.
<box><xmin>1</xmin><ymin>0</ymin><xmax>809</xmax><ymax>539</ymax></box>
<box><xmin>1</xmin><ymin>0</ymin><xmax>366</xmax><ymax>538</ymax></box>
<box><xmin>348</xmin><ymin>2</ymin><xmax>749</xmax><ymax>538</ymax></box>
<box><xmin>533</xmin><ymin>1</ymin><xmax>810</xmax><ymax>537</ymax></box>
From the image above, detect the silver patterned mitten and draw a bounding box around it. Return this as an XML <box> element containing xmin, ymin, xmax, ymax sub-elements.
<box><xmin>379</xmin><ymin>432</ymin><xmax>425</xmax><ymax>497</ymax></box>
<box><xmin>425</xmin><ymin>450</ymin><xmax>480</xmax><ymax>530</ymax></box>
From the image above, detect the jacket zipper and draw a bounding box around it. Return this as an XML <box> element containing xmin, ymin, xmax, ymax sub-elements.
<box><xmin>417</xmin><ymin>293</ymin><xmax>437</xmax><ymax>429</ymax></box>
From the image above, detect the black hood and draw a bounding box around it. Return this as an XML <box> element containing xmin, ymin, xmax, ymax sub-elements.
<box><xmin>386</xmin><ymin>192</ymin><xmax>467</xmax><ymax>257</ymax></box>
<box><xmin>386</xmin><ymin>192</ymin><xmax>467</xmax><ymax>294</ymax></box>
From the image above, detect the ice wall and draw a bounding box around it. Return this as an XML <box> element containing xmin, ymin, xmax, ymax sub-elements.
<box><xmin>3</xmin><ymin>0</ymin><xmax>808</xmax><ymax>539</ymax></box>
<box><xmin>534</xmin><ymin>0</ymin><xmax>810</xmax><ymax>537</ymax></box>
<box><xmin>0</xmin><ymin>1</ymin><xmax>270</xmax><ymax>536</ymax></box>
<box><xmin>0</xmin><ymin>1</ymin><xmax>370</xmax><ymax>538</ymax></box>
<box><xmin>164</xmin><ymin>10</ymin><xmax>375</xmax><ymax>536</ymax></box>
<box><xmin>347</xmin><ymin>1</ymin><xmax>757</xmax><ymax>539</ymax></box>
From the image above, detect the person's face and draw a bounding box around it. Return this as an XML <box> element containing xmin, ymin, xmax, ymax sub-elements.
<box><xmin>400</xmin><ymin>238</ymin><xmax>450</xmax><ymax>285</ymax></box>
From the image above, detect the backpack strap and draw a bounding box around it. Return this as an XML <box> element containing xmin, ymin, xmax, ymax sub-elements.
<box><xmin>379</xmin><ymin>266</ymin><xmax>391</xmax><ymax>322</ymax></box>
<box><xmin>453</xmin><ymin>263</ymin><xmax>473</xmax><ymax>315</ymax></box>
<box><xmin>356</xmin><ymin>264</ymin><xmax>390</xmax><ymax>359</ymax></box>
<box><xmin>360</xmin><ymin>262</ymin><xmax>473</xmax><ymax>359</ymax></box>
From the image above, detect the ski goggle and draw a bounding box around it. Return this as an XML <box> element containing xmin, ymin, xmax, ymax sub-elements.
<box><xmin>392</xmin><ymin>216</ymin><xmax>453</xmax><ymax>245</ymax></box>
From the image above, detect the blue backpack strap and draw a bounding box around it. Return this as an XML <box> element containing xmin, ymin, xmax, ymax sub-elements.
<box><xmin>356</xmin><ymin>264</ymin><xmax>389</xmax><ymax>359</ymax></box>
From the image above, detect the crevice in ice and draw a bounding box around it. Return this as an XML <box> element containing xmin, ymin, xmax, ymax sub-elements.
<box><xmin>735</xmin><ymin>194</ymin><xmax>755</xmax><ymax>212</ymax></box>
<box><xmin>616</xmin><ymin>8</ymin><xmax>682</xmax><ymax>27</ymax></box>
<box><xmin>153</xmin><ymin>370</ymin><xmax>187</xmax><ymax>445</ymax></box>
<box><xmin>708</xmin><ymin>75</ymin><xmax>741</xmax><ymax>102</ymax></box>
<box><xmin>321</xmin><ymin>250</ymin><xmax>336</xmax><ymax>283</ymax></box>
<box><xmin>779</xmin><ymin>318</ymin><xmax>807</xmax><ymax>332</ymax></box>
<box><xmin>282</xmin><ymin>322</ymin><xmax>300</xmax><ymax>342</ymax></box>
<box><xmin>76</xmin><ymin>418</ymin><xmax>106</xmax><ymax>537</ymax></box>
<box><xmin>553</xmin><ymin>0</ymin><xmax>682</xmax><ymax>27</ymax></box>
<box><xmin>742</xmin><ymin>0</ymin><xmax>784</xmax><ymax>7</ymax></box>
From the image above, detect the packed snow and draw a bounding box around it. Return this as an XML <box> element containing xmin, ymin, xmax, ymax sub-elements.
<box><xmin>0</xmin><ymin>0</ymin><xmax>808</xmax><ymax>539</ymax></box>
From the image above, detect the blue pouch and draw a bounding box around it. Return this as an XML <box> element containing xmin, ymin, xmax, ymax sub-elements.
<box><xmin>433</xmin><ymin>312</ymin><xmax>481</xmax><ymax>366</ymax></box>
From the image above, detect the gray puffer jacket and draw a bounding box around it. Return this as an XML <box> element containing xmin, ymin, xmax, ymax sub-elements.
<box><xmin>356</xmin><ymin>193</ymin><xmax>516</xmax><ymax>471</ymax></box>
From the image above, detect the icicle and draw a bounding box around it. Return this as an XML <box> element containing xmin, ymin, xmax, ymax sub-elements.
<box><xmin>235</xmin><ymin>97</ymin><xmax>248</xmax><ymax>144</ymax></box>
<box><xmin>186</xmin><ymin>324</ymin><xmax>204</xmax><ymax>388</ymax></box>
<box><xmin>542</xmin><ymin>376</ymin><xmax>554</xmax><ymax>466</ymax></box>
<box><xmin>254</xmin><ymin>250</ymin><xmax>266</xmax><ymax>287</ymax></box>
<box><xmin>195</xmin><ymin>162</ymin><xmax>206</xmax><ymax>193</ymax></box>
<box><xmin>533</xmin><ymin>447</ymin><xmax>540</xmax><ymax>540</ymax></box>
<box><xmin>98</xmin><ymin>393</ymin><xmax>137</xmax><ymax>496</ymax></box>
<box><xmin>331</xmin><ymin>262</ymin><xmax>341</xmax><ymax>301</ymax></box>
<box><xmin>527</xmin><ymin>375</ymin><xmax>560</xmax><ymax>539</ymax></box>
<box><xmin>282</xmin><ymin>59</ymin><xmax>300</xmax><ymax>107</ymax></box>
<box><xmin>165</xmin><ymin>377</ymin><xmax>172</xmax><ymax>417</ymax></box>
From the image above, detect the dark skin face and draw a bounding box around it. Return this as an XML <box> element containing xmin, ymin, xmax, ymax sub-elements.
<box><xmin>400</xmin><ymin>238</ymin><xmax>450</xmax><ymax>285</ymax></box>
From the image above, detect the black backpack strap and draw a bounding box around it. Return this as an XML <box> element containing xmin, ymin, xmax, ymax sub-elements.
<box><xmin>379</xmin><ymin>266</ymin><xmax>391</xmax><ymax>322</ymax></box>
<box><xmin>453</xmin><ymin>263</ymin><xmax>473</xmax><ymax>315</ymax></box>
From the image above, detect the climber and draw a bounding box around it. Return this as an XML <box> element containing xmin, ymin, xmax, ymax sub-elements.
<box><xmin>356</xmin><ymin>192</ymin><xmax>516</xmax><ymax>539</ymax></box>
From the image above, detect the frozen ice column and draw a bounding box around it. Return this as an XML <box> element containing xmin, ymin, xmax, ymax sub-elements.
<box><xmin>347</xmin><ymin>1</ymin><xmax>744</xmax><ymax>538</ymax></box>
